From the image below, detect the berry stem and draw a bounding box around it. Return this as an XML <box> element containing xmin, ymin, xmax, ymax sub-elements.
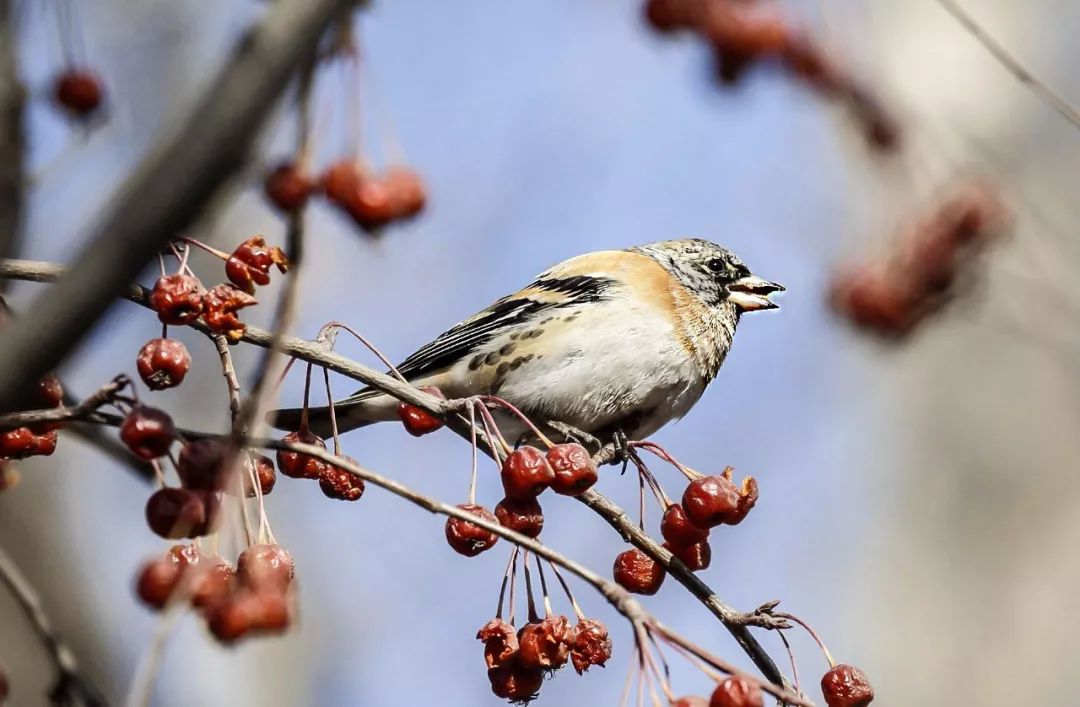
<box><xmin>323</xmin><ymin>367</ymin><xmax>341</xmax><ymax>455</ymax></box>
<box><xmin>644</xmin><ymin>630</ymin><xmax>676</xmax><ymax>703</ymax></box>
<box><xmin>495</xmin><ymin>547</ymin><xmax>518</xmax><ymax>621</ymax></box>
<box><xmin>774</xmin><ymin>612</ymin><xmax>836</xmax><ymax>668</ymax></box>
<box><xmin>535</xmin><ymin>556</ymin><xmax>553</xmax><ymax>618</ymax></box>
<box><xmin>631</xmin><ymin>440</ymin><xmax>701</xmax><ymax>481</ymax></box>
<box><xmin>467</xmin><ymin>401</ymin><xmax>479</xmax><ymax>506</ymax></box>
<box><xmin>546</xmin><ymin>560</ymin><xmax>585</xmax><ymax>621</ymax></box>
<box><xmin>318</xmin><ymin>321</ymin><xmax>408</xmax><ymax>384</ymax></box>
<box><xmin>477</xmin><ymin>395</ymin><xmax>555</xmax><ymax>448</ymax></box>
<box><xmin>629</xmin><ymin>450</ymin><xmax>671</xmax><ymax>509</ymax></box>
<box><xmin>521</xmin><ymin>551</ymin><xmax>539</xmax><ymax>624</ymax></box>
<box><xmin>777</xmin><ymin>629</ymin><xmax>802</xmax><ymax>696</ymax></box>
<box><xmin>179</xmin><ymin>236</ymin><xmax>229</xmax><ymax>261</ymax></box>
<box><xmin>299</xmin><ymin>363</ymin><xmax>312</xmax><ymax>432</ymax></box>
<box><xmin>507</xmin><ymin>545</ymin><xmax>518</xmax><ymax>627</ymax></box>
<box><xmin>474</xmin><ymin>402</ymin><xmax>512</xmax><ymax>461</ymax></box>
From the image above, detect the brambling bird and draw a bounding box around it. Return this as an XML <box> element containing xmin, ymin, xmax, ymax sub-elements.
<box><xmin>270</xmin><ymin>239</ymin><xmax>782</xmax><ymax>444</ymax></box>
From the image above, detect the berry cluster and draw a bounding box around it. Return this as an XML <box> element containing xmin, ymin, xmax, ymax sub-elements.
<box><xmin>830</xmin><ymin>182</ymin><xmax>1009</xmax><ymax>338</ymax></box>
<box><xmin>643</xmin><ymin>0</ymin><xmax>899</xmax><ymax>151</ymax></box>
<box><xmin>317</xmin><ymin>161</ymin><xmax>427</xmax><ymax>232</ymax></box>
<box><xmin>671</xmin><ymin>675</ymin><xmax>763</xmax><ymax>707</ymax></box>
<box><xmin>0</xmin><ymin>375</ymin><xmax>66</xmax><ymax>471</ymax></box>
<box><xmin>136</xmin><ymin>542</ymin><xmax>296</xmax><ymax>644</ymax></box>
<box><xmin>276</xmin><ymin>429</ymin><xmax>365</xmax><ymax>502</ymax></box>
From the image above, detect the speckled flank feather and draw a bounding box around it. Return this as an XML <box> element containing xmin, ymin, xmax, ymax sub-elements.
<box><xmin>269</xmin><ymin>239</ymin><xmax>776</xmax><ymax>440</ymax></box>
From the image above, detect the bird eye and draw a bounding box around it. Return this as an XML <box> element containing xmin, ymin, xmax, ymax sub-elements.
<box><xmin>706</xmin><ymin>258</ymin><xmax>726</xmax><ymax>272</ymax></box>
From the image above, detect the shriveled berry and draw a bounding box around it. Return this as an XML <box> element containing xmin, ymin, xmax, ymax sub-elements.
<box><xmin>569</xmin><ymin>618</ymin><xmax>612</xmax><ymax>674</ymax></box>
<box><xmin>494</xmin><ymin>497</ymin><xmax>544</xmax><ymax>539</ymax></box>
<box><xmin>27</xmin><ymin>430</ymin><xmax>58</xmax><ymax>457</ymax></box>
<box><xmin>396</xmin><ymin>387</ymin><xmax>445</xmax><ymax>436</ymax></box>
<box><xmin>501</xmin><ymin>446</ymin><xmax>555</xmax><ymax>500</ymax></box>
<box><xmin>477</xmin><ymin>618</ymin><xmax>519</xmax><ymax>669</ymax></box>
<box><xmin>177</xmin><ymin>438</ymin><xmax>225</xmax><ymax>490</ymax></box>
<box><xmin>225</xmin><ymin>236</ymin><xmax>289</xmax><ymax>294</ymax></box>
<box><xmin>664</xmin><ymin>540</ymin><xmax>711</xmax><ymax>571</ymax></box>
<box><xmin>661</xmin><ymin>503</ymin><xmax>709</xmax><ymax>548</ymax></box>
<box><xmin>487</xmin><ymin>663</ymin><xmax>543</xmax><ymax>703</ymax></box>
<box><xmin>237</xmin><ymin>544</ymin><xmax>294</xmax><ymax>593</ymax></box>
<box><xmin>136</xmin><ymin>338</ymin><xmax>191</xmax><ymax>390</ymax></box>
<box><xmin>682</xmin><ymin>473</ymin><xmax>740</xmax><ymax>529</ymax></box>
<box><xmin>264</xmin><ymin>163</ymin><xmax>313</xmax><ymax>213</ymax></box>
<box><xmin>546</xmin><ymin>443</ymin><xmax>598</xmax><ymax>496</ymax></box>
<box><xmin>710</xmin><ymin>676</ymin><xmax>763</xmax><ymax>707</ymax></box>
<box><xmin>383</xmin><ymin>166</ymin><xmax>427</xmax><ymax>219</ymax></box>
<box><xmin>145</xmin><ymin>488</ymin><xmax>207</xmax><ymax>539</ymax></box>
<box><xmin>119</xmin><ymin>406</ymin><xmax>176</xmax><ymax>459</ymax></box>
<box><xmin>276</xmin><ymin>430</ymin><xmax>329</xmax><ymax>479</ymax></box>
<box><xmin>189</xmin><ymin>562</ymin><xmax>236</xmax><ymax>610</ymax></box>
<box><xmin>821</xmin><ymin>664</ymin><xmax>874</xmax><ymax>707</ymax></box>
<box><xmin>244</xmin><ymin>452</ymin><xmax>276</xmax><ymax>497</ymax></box>
<box><xmin>149</xmin><ymin>274</ymin><xmax>204</xmax><ymax>325</ymax></box>
<box><xmin>202</xmin><ymin>284</ymin><xmax>257</xmax><ymax>342</ymax></box>
<box><xmin>0</xmin><ymin>427</ymin><xmax>35</xmax><ymax>458</ymax></box>
<box><xmin>728</xmin><ymin>476</ymin><xmax>758</xmax><ymax>525</ymax></box>
<box><xmin>318</xmin><ymin>457</ymin><xmax>365</xmax><ymax>501</ymax></box>
<box><xmin>517</xmin><ymin>615</ymin><xmax>570</xmax><ymax>670</ymax></box>
<box><xmin>613</xmin><ymin>548</ymin><xmax>665</xmax><ymax>595</ymax></box>
<box><xmin>445</xmin><ymin>504</ymin><xmax>499</xmax><ymax>557</ymax></box>
<box><xmin>135</xmin><ymin>558</ymin><xmax>182</xmax><ymax>609</ymax></box>
<box><xmin>54</xmin><ymin>69</ymin><xmax>103</xmax><ymax>117</ymax></box>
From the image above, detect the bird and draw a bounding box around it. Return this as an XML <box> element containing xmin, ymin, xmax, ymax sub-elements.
<box><xmin>269</xmin><ymin>238</ymin><xmax>783</xmax><ymax>446</ymax></box>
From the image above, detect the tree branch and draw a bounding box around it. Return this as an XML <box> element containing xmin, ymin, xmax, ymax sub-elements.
<box><xmin>0</xmin><ymin>0</ymin><xmax>357</xmax><ymax>413</ymax></box>
<box><xmin>0</xmin><ymin>0</ymin><xmax>25</xmax><ymax>276</ymax></box>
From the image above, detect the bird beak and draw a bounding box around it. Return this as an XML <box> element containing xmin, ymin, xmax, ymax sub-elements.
<box><xmin>728</xmin><ymin>275</ymin><xmax>785</xmax><ymax>311</ymax></box>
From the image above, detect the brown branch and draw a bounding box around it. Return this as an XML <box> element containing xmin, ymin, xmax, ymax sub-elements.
<box><xmin>0</xmin><ymin>257</ymin><xmax>791</xmax><ymax>690</ymax></box>
<box><xmin>0</xmin><ymin>0</ymin><xmax>25</xmax><ymax>276</ymax></box>
<box><xmin>935</xmin><ymin>0</ymin><xmax>1080</xmax><ymax>129</ymax></box>
<box><xmin>212</xmin><ymin>335</ymin><xmax>243</xmax><ymax>425</ymax></box>
<box><xmin>0</xmin><ymin>0</ymin><xmax>357</xmax><ymax>413</ymax></box>
<box><xmin>0</xmin><ymin>543</ymin><xmax>108</xmax><ymax>706</ymax></box>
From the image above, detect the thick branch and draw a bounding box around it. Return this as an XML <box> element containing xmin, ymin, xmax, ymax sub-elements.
<box><xmin>0</xmin><ymin>0</ymin><xmax>24</xmax><ymax>274</ymax></box>
<box><xmin>0</xmin><ymin>0</ymin><xmax>356</xmax><ymax>413</ymax></box>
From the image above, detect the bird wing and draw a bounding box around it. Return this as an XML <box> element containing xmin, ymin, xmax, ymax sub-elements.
<box><xmin>336</xmin><ymin>271</ymin><xmax>618</xmax><ymax>405</ymax></box>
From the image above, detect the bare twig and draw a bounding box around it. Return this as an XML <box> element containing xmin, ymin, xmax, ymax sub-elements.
<box><xmin>934</xmin><ymin>0</ymin><xmax>1080</xmax><ymax>129</ymax></box>
<box><xmin>0</xmin><ymin>0</ymin><xmax>356</xmax><ymax>412</ymax></box>
<box><xmin>0</xmin><ymin>375</ymin><xmax>129</xmax><ymax>430</ymax></box>
<box><xmin>0</xmin><ymin>543</ymin><xmax>108</xmax><ymax>706</ymax></box>
<box><xmin>213</xmin><ymin>335</ymin><xmax>243</xmax><ymax>426</ymax></box>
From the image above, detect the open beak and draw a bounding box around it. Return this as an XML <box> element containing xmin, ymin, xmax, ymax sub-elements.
<box><xmin>728</xmin><ymin>275</ymin><xmax>785</xmax><ymax>312</ymax></box>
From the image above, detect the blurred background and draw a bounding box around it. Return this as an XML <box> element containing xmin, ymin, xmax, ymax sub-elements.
<box><xmin>1</xmin><ymin>0</ymin><xmax>1079</xmax><ymax>705</ymax></box>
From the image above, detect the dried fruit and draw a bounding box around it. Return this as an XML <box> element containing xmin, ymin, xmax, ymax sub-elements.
<box><xmin>661</xmin><ymin>503</ymin><xmax>709</xmax><ymax>548</ymax></box>
<box><xmin>478</xmin><ymin>618</ymin><xmax>520</xmax><ymax>669</ymax></box>
<box><xmin>613</xmin><ymin>548</ymin><xmax>665</xmax><ymax>595</ymax></box>
<box><xmin>135</xmin><ymin>558</ymin><xmax>182</xmax><ymax>609</ymax></box>
<box><xmin>501</xmin><ymin>446</ymin><xmax>555</xmax><ymax>500</ymax></box>
<box><xmin>671</xmin><ymin>698</ymin><xmax>709</xmax><ymax>707</ymax></box>
<box><xmin>569</xmin><ymin>618</ymin><xmax>612</xmax><ymax>674</ymax></box>
<box><xmin>546</xmin><ymin>443</ymin><xmax>598</xmax><ymax>495</ymax></box>
<box><xmin>487</xmin><ymin>663</ymin><xmax>543</xmax><ymax>703</ymax></box>
<box><xmin>276</xmin><ymin>430</ymin><xmax>329</xmax><ymax>479</ymax></box>
<box><xmin>709</xmin><ymin>676</ymin><xmax>763</xmax><ymax>707</ymax></box>
<box><xmin>517</xmin><ymin>616</ymin><xmax>570</xmax><ymax>670</ymax></box>
<box><xmin>244</xmin><ymin>452</ymin><xmax>276</xmax><ymax>497</ymax></box>
<box><xmin>264</xmin><ymin>163</ymin><xmax>313</xmax><ymax>213</ymax></box>
<box><xmin>396</xmin><ymin>387</ymin><xmax>445</xmax><ymax>436</ymax></box>
<box><xmin>821</xmin><ymin>664</ymin><xmax>874</xmax><ymax>707</ymax></box>
<box><xmin>494</xmin><ymin>497</ymin><xmax>544</xmax><ymax>539</ymax></box>
<box><xmin>149</xmin><ymin>274</ymin><xmax>204</xmax><ymax>326</ymax></box>
<box><xmin>664</xmin><ymin>540</ymin><xmax>711</xmax><ymax>571</ymax></box>
<box><xmin>322</xmin><ymin>160</ymin><xmax>362</xmax><ymax>206</ymax></box>
<box><xmin>202</xmin><ymin>284</ymin><xmax>257</xmax><ymax>342</ymax></box>
<box><xmin>681</xmin><ymin>473</ymin><xmax>740</xmax><ymax>529</ymax></box>
<box><xmin>177</xmin><ymin>438</ymin><xmax>225</xmax><ymax>490</ymax></box>
<box><xmin>318</xmin><ymin>457</ymin><xmax>365</xmax><ymax>501</ymax></box>
<box><xmin>38</xmin><ymin>375</ymin><xmax>64</xmax><ymax>407</ymax></box>
<box><xmin>0</xmin><ymin>427</ymin><xmax>34</xmax><ymax>458</ymax></box>
<box><xmin>225</xmin><ymin>236</ymin><xmax>289</xmax><ymax>294</ymax></box>
<box><xmin>167</xmin><ymin>543</ymin><xmax>203</xmax><ymax>569</ymax></box>
<box><xmin>383</xmin><ymin>166</ymin><xmax>426</xmax><ymax>219</ymax></box>
<box><xmin>189</xmin><ymin>562</ymin><xmax>236</xmax><ymax>609</ymax></box>
<box><xmin>137</xmin><ymin>338</ymin><xmax>191</xmax><ymax>390</ymax></box>
<box><xmin>54</xmin><ymin>69</ymin><xmax>103</xmax><ymax>117</ymax></box>
<box><xmin>145</xmin><ymin>488</ymin><xmax>208</xmax><ymax>539</ymax></box>
<box><xmin>346</xmin><ymin>176</ymin><xmax>396</xmax><ymax>229</ymax></box>
<box><xmin>237</xmin><ymin>544</ymin><xmax>294</xmax><ymax>593</ymax></box>
<box><xmin>445</xmin><ymin>504</ymin><xmax>499</xmax><ymax>557</ymax></box>
<box><xmin>207</xmin><ymin>589</ymin><xmax>290</xmax><ymax>643</ymax></box>
<box><xmin>119</xmin><ymin>406</ymin><xmax>176</xmax><ymax>460</ymax></box>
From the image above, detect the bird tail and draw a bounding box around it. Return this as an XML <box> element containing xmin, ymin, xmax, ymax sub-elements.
<box><xmin>267</xmin><ymin>389</ymin><xmax>396</xmax><ymax>438</ymax></box>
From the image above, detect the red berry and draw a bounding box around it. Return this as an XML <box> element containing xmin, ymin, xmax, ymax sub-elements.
<box><xmin>445</xmin><ymin>504</ymin><xmax>499</xmax><ymax>557</ymax></box>
<box><xmin>202</xmin><ymin>284</ymin><xmax>257</xmax><ymax>343</ymax></box>
<box><xmin>821</xmin><ymin>664</ymin><xmax>874</xmax><ymax>707</ymax></box>
<box><xmin>829</xmin><ymin>265</ymin><xmax>920</xmax><ymax>338</ymax></box>
<box><xmin>500</xmin><ymin>446</ymin><xmax>555</xmax><ymax>500</ymax></box>
<box><xmin>477</xmin><ymin>618</ymin><xmax>520</xmax><ymax>670</ymax></box>
<box><xmin>135</xmin><ymin>558</ymin><xmax>182</xmax><ymax>609</ymax></box>
<box><xmin>149</xmin><ymin>274</ymin><xmax>204</xmax><ymax>326</ymax></box>
<box><xmin>383</xmin><ymin>166</ymin><xmax>427</xmax><ymax>219</ymax></box>
<box><xmin>729</xmin><ymin>476</ymin><xmax>758</xmax><ymax>525</ymax></box>
<box><xmin>318</xmin><ymin>457</ymin><xmax>365</xmax><ymax>501</ymax></box>
<box><xmin>661</xmin><ymin>503</ymin><xmax>710</xmax><ymax>547</ymax></box>
<box><xmin>664</xmin><ymin>540</ymin><xmax>711</xmax><ymax>571</ymax></box>
<box><xmin>517</xmin><ymin>616</ymin><xmax>570</xmax><ymax>670</ymax></box>
<box><xmin>145</xmin><ymin>488</ymin><xmax>208</xmax><ymax>539</ymax></box>
<box><xmin>346</xmin><ymin>176</ymin><xmax>396</xmax><ymax>230</ymax></box>
<box><xmin>54</xmin><ymin>69</ymin><xmax>103</xmax><ymax>117</ymax></box>
<box><xmin>189</xmin><ymin>562</ymin><xmax>237</xmax><ymax>610</ymax></box>
<box><xmin>494</xmin><ymin>497</ymin><xmax>544</xmax><ymax>539</ymax></box>
<box><xmin>177</xmin><ymin>438</ymin><xmax>225</xmax><ymax>490</ymax></box>
<box><xmin>119</xmin><ymin>406</ymin><xmax>176</xmax><ymax>460</ymax></box>
<box><xmin>710</xmin><ymin>676</ymin><xmax>764</xmax><ymax>707</ymax></box>
<box><xmin>487</xmin><ymin>663</ymin><xmax>543</xmax><ymax>703</ymax></box>
<box><xmin>208</xmin><ymin>589</ymin><xmax>290</xmax><ymax>644</ymax></box>
<box><xmin>237</xmin><ymin>544</ymin><xmax>294</xmax><ymax>593</ymax></box>
<box><xmin>672</xmin><ymin>698</ymin><xmax>709</xmax><ymax>707</ymax></box>
<box><xmin>321</xmin><ymin>160</ymin><xmax>362</xmax><ymax>206</ymax></box>
<box><xmin>167</xmin><ymin>543</ymin><xmax>203</xmax><ymax>570</ymax></box>
<box><xmin>0</xmin><ymin>427</ymin><xmax>35</xmax><ymax>458</ymax></box>
<box><xmin>569</xmin><ymin>618</ymin><xmax>612</xmax><ymax>674</ymax></box>
<box><xmin>546</xmin><ymin>443</ymin><xmax>598</xmax><ymax>495</ymax></box>
<box><xmin>225</xmin><ymin>236</ymin><xmax>289</xmax><ymax>294</ymax></box>
<box><xmin>643</xmin><ymin>0</ymin><xmax>696</xmax><ymax>32</ymax></box>
<box><xmin>396</xmin><ymin>387</ymin><xmax>445</xmax><ymax>436</ymax></box>
<box><xmin>613</xmin><ymin>548</ymin><xmax>665</xmax><ymax>595</ymax></box>
<box><xmin>264</xmin><ymin>163</ymin><xmax>313</xmax><ymax>213</ymax></box>
<box><xmin>38</xmin><ymin>375</ymin><xmax>64</xmax><ymax>407</ymax></box>
<box><xmin>136</xmin><ymin>338</ymin><xmax>191</xmax><ymax>390</ymax></box>
<box><xmin>276</xmin><ymin>430</ymin><xmax>329</xmax><ymax>479</ymax></box>
<box><xmin>681</xmin><ymin>473</ymin><xmax>740</xmax><ymax>529</ymax></box>
<box><xmin>244</xmin><ymin>452</ymin><xmax>276</xmax><ymax>497</ymax></box>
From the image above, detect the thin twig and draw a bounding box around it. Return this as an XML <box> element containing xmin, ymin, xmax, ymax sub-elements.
<box><xmin>212</xmin><ymin>335</ymin><xmax>242</xmax><ymax>426</ymax></box>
